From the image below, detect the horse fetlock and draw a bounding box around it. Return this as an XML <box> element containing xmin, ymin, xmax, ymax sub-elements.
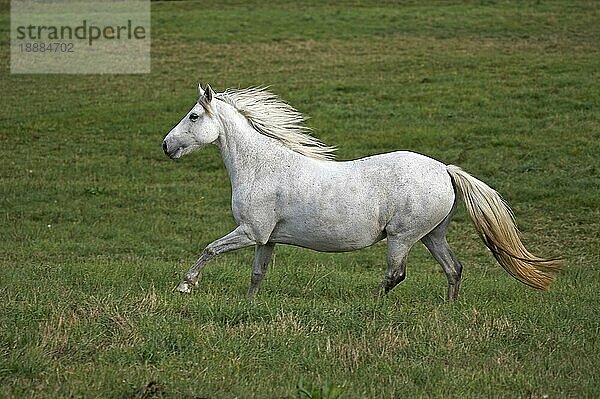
<box><xmin>396</xmin><ymin>272</ymin><xmax>406</xmax><ymax>284</ymax></box>
<box><xmin>250</xmin><ymin>271</ymin><xmax>264</xmax><ymax>282</ymax></box>
<box><xmin>447</xmin><ymin>281</ymin><xmax>461</xmax><ymax>301</ymax></box>
<box><xmin>247</xmin><ymin>285</ymin><xmax>259</xmax><ymax>299</ymax></box>
<box><xmin>387</xmin><ymin>270</ymin><xmax>405</xmax><ymax>285</ymax></box>
<box><xmin>446</xmin><ymin>267</ymin><xmax>462</xmax><ymax>285</ymax></box>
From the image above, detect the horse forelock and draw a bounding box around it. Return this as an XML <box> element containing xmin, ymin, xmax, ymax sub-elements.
<box><xmin>216</xmin><ymin>87</ymin><xmax>336</xmax><ymax>161</ymax></box>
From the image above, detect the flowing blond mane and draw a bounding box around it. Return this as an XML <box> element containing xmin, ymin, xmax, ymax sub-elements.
<box><xmin>217</xmin><ymin>87</ymin><xmax>336</xmax><ymax>161</ymax></box>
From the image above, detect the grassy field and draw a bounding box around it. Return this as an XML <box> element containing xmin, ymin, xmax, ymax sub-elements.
<box><xmin>1</xmin><ymin>1</ymin><xmax>599</xmax><ymax>397</ymax></box>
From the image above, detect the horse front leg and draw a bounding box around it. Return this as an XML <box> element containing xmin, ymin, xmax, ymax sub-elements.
<box><xmin>176</xmin><ymin>226</ymin><xmax>256</xmax><ymax>294</ymax></box>
<box><xmin>374</xmin><ymin>232</ymin><xmax>415</xmax><ymax>296</ymax></box>
<box><xmin>247</xmin><ymin>243</ymin><xmax>275</xmax><ymax>298</ymax></box>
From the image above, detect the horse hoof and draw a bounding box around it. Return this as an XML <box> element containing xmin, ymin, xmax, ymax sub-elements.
<box><xmin>372</xmin><ymin>286</ymin><xmax>385</xmax><ymax>297</ymax></box>
<box><xmin>176</xmin><ymin>281</ymin><xmax>193</xmax><ymax>294</ymax></box>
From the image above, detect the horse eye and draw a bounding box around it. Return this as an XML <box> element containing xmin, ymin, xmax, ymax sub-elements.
<box><xmin>189</xmin><ymin>113</ymin><xmax>199</xmax><ymax>121</ymax></box>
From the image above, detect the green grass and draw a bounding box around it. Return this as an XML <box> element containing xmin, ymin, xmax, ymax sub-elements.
<box><xmin>1</xmin><ymin>1</ymin><xmax>599</xmax><ymax>397</ymax></box>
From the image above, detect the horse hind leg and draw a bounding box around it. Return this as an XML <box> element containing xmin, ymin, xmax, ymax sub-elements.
<box><xmin>421</xmin><ymin>211</ymin><xmax>464</xmax><ymax>301</ymax></box>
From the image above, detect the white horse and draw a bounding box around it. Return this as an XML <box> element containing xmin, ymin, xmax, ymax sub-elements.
<box><xmin>162</xmin><ymin>84</ymin><xmax>560</xmax><ymax>300</ymax></box>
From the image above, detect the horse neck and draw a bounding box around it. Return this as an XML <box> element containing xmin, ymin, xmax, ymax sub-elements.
<box><xmin>215</xmin><ymin>103</ymin><xmax>286</xmax><ymax>185</ymax></box>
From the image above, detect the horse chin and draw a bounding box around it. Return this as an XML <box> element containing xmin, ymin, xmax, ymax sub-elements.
<box><xmin>170</xmin><ymin>144</ymin><xmax>203</xmax><ymax>159</ymax></box>
<box><xmin>168</xmin><ymin>148</ymin><xmax>183</xmax><ymax>159</ymax></box>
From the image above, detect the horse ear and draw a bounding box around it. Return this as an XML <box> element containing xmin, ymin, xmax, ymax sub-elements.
<box><xmin>205</xmin><ymin>84</ymin><xmax>214</xmax><ymax>103</ymax></box>
<box><xmin>198</xmin><ymin>81</ymin><xmax>205</xmax><ymax>98</ymax></box>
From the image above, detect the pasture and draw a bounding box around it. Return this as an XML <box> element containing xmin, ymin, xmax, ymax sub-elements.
<box><xmin>1</xmin><ymin>1</ymin><xmax>599</xmax><ymax>397</ymax></box>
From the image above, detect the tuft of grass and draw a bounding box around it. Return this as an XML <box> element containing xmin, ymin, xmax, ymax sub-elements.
<box><xmin>296</xmin><ymin>380</ymin><xmax>344</xmax><ymax>399</ymax></box>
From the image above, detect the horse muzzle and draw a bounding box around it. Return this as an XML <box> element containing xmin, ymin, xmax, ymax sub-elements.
<box><xmin>162</xmin><ymin>140</ymin><xmax>181</xmax><ymax>159</ymax></box>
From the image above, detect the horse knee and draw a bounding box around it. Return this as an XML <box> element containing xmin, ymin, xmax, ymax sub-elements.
<box><xmin>204</xmin><ymin>245</ymin><xmax>217</xmax><ymax>257</ymax></box>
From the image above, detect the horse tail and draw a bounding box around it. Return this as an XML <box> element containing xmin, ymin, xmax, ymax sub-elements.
<box><xmin>446</xmin><ymin>165</ymin><xmax>562</xmax><ymax>290</ymax></box>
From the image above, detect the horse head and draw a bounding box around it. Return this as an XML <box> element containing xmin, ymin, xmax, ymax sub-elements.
<box><xmin>162</xmin><ymin>83</ymin><xmax>220</xmax><ymax>159</ymax></box>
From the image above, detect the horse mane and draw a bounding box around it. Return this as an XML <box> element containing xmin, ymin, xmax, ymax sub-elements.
<box><xmin>216</xmin><ymin>87</ymin><xmax>336</xmax><ymax>161</ymax></box>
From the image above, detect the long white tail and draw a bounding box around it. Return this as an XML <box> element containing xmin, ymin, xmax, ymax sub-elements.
<box><xmin>447</xmin><ymin>165</ymin><xmax>562</xmax><ymax>290</ymax></box>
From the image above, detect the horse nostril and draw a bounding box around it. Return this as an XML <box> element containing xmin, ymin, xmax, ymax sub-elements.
<box><xmin>162</xmin><ymin>141</ymin><xmax>168</xmax><ymax>154</ymax></box>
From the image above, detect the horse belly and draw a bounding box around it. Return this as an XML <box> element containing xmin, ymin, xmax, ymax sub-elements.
<box><xmin>269</xmin><ymin>195</ymin><xmax>386</xmax><ymax>252</ymax></box>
